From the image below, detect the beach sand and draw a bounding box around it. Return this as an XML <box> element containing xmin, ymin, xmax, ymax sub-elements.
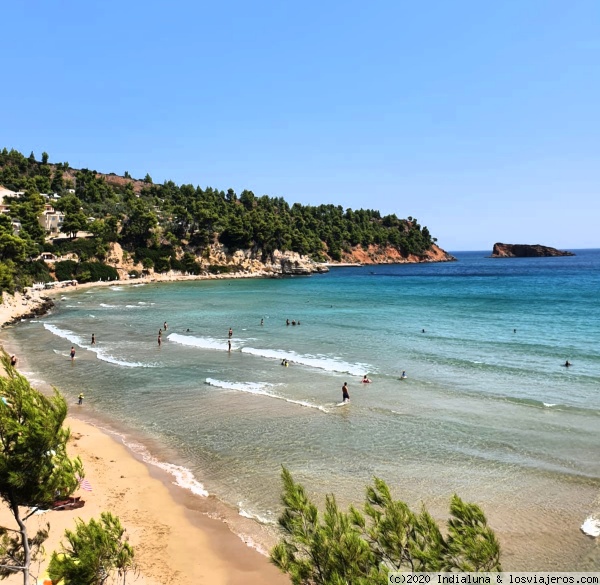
<box><xmin>0</xmin><ymin>284</ymin><xmax>290</xmax><ymax>585</ymax></box>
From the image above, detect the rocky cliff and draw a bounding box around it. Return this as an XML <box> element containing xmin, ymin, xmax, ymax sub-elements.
<box><xmin>490</xmin><ymin>243</ymin><xmax>575</xmax><ymax>258</ymax></box>
<box><xmin>340</xmin><ymin>244</ymin><xmax>455</xmax><ymax>264</ymax></box>
<box><xmin>105</xmin><ymin>242</ymin><xmax>454</xmax><ymax>279</ymax></box>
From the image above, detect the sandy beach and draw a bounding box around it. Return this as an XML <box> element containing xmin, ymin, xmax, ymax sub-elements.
<box><xmin>0</xmin><ymin>282</ymin><xmax>290</xmax><ymax>585</ymax></box>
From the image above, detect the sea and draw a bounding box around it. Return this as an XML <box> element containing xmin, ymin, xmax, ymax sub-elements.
<box><xmin>3</xmin><ymin>250</ymin><xmax>600</xmax><ymax>570</ymax></box>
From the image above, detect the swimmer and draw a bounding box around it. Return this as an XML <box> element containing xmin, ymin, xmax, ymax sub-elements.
<box><xmin>260</xmin><ymin>318</ymin><xmax>264</xmax><ymax>326</ymax></box>
<box><xmin>91</xmin><ymin>333</ymin><xmax>95</xmax><ymax>345</ymax></box>
<box><xmin>286</xmin><ymin>319</ymin><xmax>290</xmax><ymax>326</ymax></box>
<box><xmin>70</xmin><ymin>347</ymin><xmax>76</xmax><ymax>360</ymax></box>
<box><xmin>342</xmin><ymin>382</ymin><xmax>350</xmax><ymax>403</ymax></box>
<box><xmin>362</xmin><ymin>375</ymin><xmax>372</xmax><ymax>383</ymax></box>
<box><xmin>158</xmin><ymin>330</ymin><xmax>162</xmax><ymax>347</ymax></box>
<box><xmin>564</xmin><ymin>360</ymin><xmax>572</xmax><ymax>367</ymax></box>
<box><xmin>400</xmin><ymin>370</ymin><xmax>407</xmax><ymax>379</ymax></box>
<box><xmin>228</xmin><ymin>328</ymin><xmax>233</xmax><ymax>338</ymax></box>
<box><xmin>422</xmin><ymin>329</ymin><xmax>426</xmax><ymax>333</ymax></box>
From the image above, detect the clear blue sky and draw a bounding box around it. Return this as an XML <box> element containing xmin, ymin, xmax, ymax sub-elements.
<box><xmin>2</xmin><ymin>1</ymin><xmax>599</xmax><ymax>251</ymax></box>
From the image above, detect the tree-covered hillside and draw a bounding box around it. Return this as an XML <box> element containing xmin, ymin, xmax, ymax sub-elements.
<box><xmin>0</xmin><ymin>147</ymin><xmax>441</xmax><ymax>292</ymax></box>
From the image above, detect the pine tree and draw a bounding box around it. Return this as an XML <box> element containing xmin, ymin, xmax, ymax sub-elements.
<box><xmin>0</xmin><ymin>353</ymin><xmax>83</xmax><ymax>585</ymax></box>
<box><xmin>48</xmin><ymin>512</ymin><xmax>135</xmax><ymax>585</ymax></box>
<box><xmin>271</xmin><ymin>468</ymin><xmax>501</xmax><ymax>584</ymax></box>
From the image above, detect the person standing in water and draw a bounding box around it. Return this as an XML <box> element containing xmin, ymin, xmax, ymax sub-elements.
<box><xmin>342</xmin><ymin>382</ymin><xmax>350</xmax><ymax>403</ymax></box>
<box><xmin>70</xmin><ymin>347</ymin><xmax>76</xmax><ymax>360</ymax></box>
<box><xmin>10</xmin><ymin>355</ymin><xmax>17</xmax><ymax>367</ymax></box>
<box><xmin>91</xmin><ymin>333</ymin><xmax>96</xmax><ymax>345</ymax></box>
<box><xmin>228</xmin><ymin>339</ymin><xmax>231</xmax><ymax>352</ymax></box>
<box><xmin>228</xmin><ymin>328</ymin><xmax>233</xmax><ymax>338</ymax></box>
<box><xmin>164</xmin><ymin>321</ymin><xmax>168</xmax><ymax>331</ymax></box>
<box><xmin>158</xmin><ymin>330</ymin><xmax>162</xmax><ymax>347</ymax></box>
<box><xmin>78</xmin><ymin>393</ymin><xmax>84</xmax><ymax>405</ymax></box>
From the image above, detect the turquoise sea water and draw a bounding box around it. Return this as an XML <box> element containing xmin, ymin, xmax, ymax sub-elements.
<box><xmin>4</xmin><ymin>250</ymin><xmax>600</xmax><ymax>570</ymax></box>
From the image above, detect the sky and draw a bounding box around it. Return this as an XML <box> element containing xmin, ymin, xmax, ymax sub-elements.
<box><xmin>2</xmin><ymin>0</ymin><xmax>599</xmax><ymax>251</ymax></box>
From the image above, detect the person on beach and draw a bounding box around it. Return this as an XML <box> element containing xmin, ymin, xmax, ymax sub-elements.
<box><xmin>70</xmin><ymin>347</ymin><xmax>76</xmax><ymax>360</ymax></box>
<box><xmin>228</xmin><ymin>328</ymin><xmax>233</xmax><ymax>338</ymax></box>
<box><xmin>91</xmin><ymin>333</ymin><xmax>95</xmax><ymax>345</ymax></box>
<box><xmin>342</xmin><ymin>382</ymin><xmax>350</xmax><ymax>403</ymax></box>
<box><xmin>10</xmin><ymin>355</ymin><xmax>17</xmax><ymax>367</ymax></box>
<box><xmin>78</xmin><ymin>393</ymin><xmax>84</xmax><ymax>405</ymax></box>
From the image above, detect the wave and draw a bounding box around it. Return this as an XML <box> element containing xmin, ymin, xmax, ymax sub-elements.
<box><xmin>125</xmin><ymin>305</ymin><xmax>146</xmax><ymax>309</ymax></box>
<box><xmin>237</xmin><ymin>504</ymin><xmax>276</xmax><ymax>525</ymax></box>
<box><xmin>44</xmin><ymin>323</ymin><xmax>86</xmax><ymax>346</ymax></box>
<box><xmin>119</xmin><ymin>437</ymin><xmax>209</xmax><ymax>497</ymax></box>
<box><xmin>581</xmin><ymin>516</ymin><xmax>600</xmax><ymax>537</ymax></box>
<box><xmin>99</xmin><ymin>303</ymin><xmax>117</xmax><ymax>308</ymax></box>
<box><xmin>168</xmin><ymin>333</ymin><xmax>234</xmax><ymax>351</ymax></box>
<box><xmin>92</xmin><ymin>348</ymin><xmax>156</xmax><ymax>368</ymax></box>
<box><xmin>241</xmin><ymin>347</ymin><xmax>370</xmax><ymax>376</ymax></box>
<box><xmin>205</xmin><ymin>378</ymin><xmax>328</xmax><ymax>412</ymax></box>
<box><xmin>108</xmin><ymin>286</ymin><xmax>123</xmax><ymax>291</ymax></box>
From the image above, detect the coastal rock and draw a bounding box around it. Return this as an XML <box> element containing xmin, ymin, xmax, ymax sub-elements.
<box><xmin>491</xmin><ymin>243</ymin><xmax>575</xmax><ymax>258</ymax></box>
<box><xmin>340</xmin><ymin>243</ymin><xmax>455</xmax><ymax>265</ymax></box>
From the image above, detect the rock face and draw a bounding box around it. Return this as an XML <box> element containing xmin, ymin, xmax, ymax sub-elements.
<box><xmin>104</xmin><ymin>242</ymin><xmax>455</xmax><ymax>280</ymax></box>
<box><xmin>491</xmin><ymin>243</ymin><xmax>575</xmax><ymax>258</ymax></box>
<box><xmin>341</xmin><ymin>244</ymin><xmax>455</xmax><ymax>264</ymax></box>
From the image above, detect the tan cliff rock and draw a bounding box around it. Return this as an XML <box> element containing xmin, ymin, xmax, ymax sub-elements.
<box><xmin>103</xmin><ymin>242</ymin><xmax>454</xmax><ymax>279</ymax></box>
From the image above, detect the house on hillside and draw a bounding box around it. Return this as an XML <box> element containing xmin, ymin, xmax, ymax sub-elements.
<box><xmin>39</xmin><ymin>204</ymin><xmax>65</xmax><ymax>235</ymax></box>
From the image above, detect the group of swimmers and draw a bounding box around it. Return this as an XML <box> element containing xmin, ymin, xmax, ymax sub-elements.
<box><xmin>285</xmin><ymin>319</ymin><xmax>301</xmax><ymax>326</ymax></box>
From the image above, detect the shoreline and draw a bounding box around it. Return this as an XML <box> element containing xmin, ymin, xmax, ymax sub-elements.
<box><xmin>0</xmin><ymin>281</ymin><xmax>290</xmax><ymax>584</ymax></box>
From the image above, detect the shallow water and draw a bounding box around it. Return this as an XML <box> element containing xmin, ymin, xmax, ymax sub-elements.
<box><xmin>4</xmin><ymin>250</ymin><xmax>600</xmax><ymax>569</ymax></box>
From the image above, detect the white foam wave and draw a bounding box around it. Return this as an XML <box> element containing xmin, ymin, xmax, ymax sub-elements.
<box><xmin>237</xmin><ymin>504</ymin><xmax>276</xmax><ymax>525</ymax></box>
<box><xmin>119</xmin><ymin>438</ymin><xmax>209</xmax><ymax>497</ymax></box>
<box><xmin>99</xmin><ymin>303</ymin><xmax>117</xmax><ymax>308</ymax></box>
<box><xmin>92</xmin><ymin>348</ymin><xmax>156</xmax><ymax>368</ymax></box>
<box><xmin>44</xmin><ymin>323</ymin><xmax>86</xmax><ymax>346</ymax></box>
<box><xmin>241</xmin><ymin>347</ymin><xmax>370</xmax><ymax>376</ymax></box>
<box><xmin>125</xmin><ymin>305</ymin><xmax>145</xmax><ymax>308</ymax></box>
<box><xmin>205</xmin><ymin>378</ymin><xmax>328</xmax><ymax>412</ymax></box>
<box><xmin>89</xmin><ymin>314</ymin><xmax>96</xmax><ymax>318</ymax></box>
<box><xmin>168</xmin><ymin>333</ymin><xmax>235</xmax><ymax>351</ymax></box>
<box><xmin>109</xmin><ymin>286</ymin><xmax>123</xmax><ymax>291</ymax></box>
<box><xmin>581</xmin><ymin>516</ymin><xmax>600</xmax><ymax>537</ymax></box>
<box><xmin>543</xmin><ymin>403</ymin><xmax>557</xmax><ymax>408</ymax></box>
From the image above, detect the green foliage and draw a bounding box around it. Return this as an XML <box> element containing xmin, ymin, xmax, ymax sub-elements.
<box><xmin>0</xmin><ymin>147</ymin><xmax>442</xmax><ymax>293</ymax></box>
<box><xmin>48</xmin><ymin>512</ymin><xmax>135</xmax><ymax>585</ymax></box>
<box><xmin>0</xmin><ymin>352</ymin><xmax>84</xmax><ymax>582</ymax></box>
<box><xmin>271</xmin><ymin>468</ymin><xmax>501</xmax><ymax>584</ymax></box>
<box><xmin>54</xmin><ymin>260</ymin><xmax>119</xmax><ymax>283</ymax></box>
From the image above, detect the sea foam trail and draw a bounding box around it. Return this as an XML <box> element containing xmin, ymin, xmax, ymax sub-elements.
<box><xmin>241</xmin><ymin>347</ymin><xmax>370</xmax><ymax>376</ymax></box>
<box><xmin>44</xmin><ymin>323</ymin><xmax>155</xmax><ymax>368</ymax></box>
<box><xmin>205</xmin><ymin>378</ymin><xmax>328</xmax><ymax>413</ymax></box>
<box><xmin>111</xmin><ymin>433</ymin><xmax>209</xmax><ymax>497</ymax></box>
<box><xmin>44</xmin><ymin>323</ymin><xmax>87</xmax><ymax>346</ymax></box>
<box><xmin>168</xmin><ymin>333</ymin><xmax>235</xmax><ymax>351</ymax></box>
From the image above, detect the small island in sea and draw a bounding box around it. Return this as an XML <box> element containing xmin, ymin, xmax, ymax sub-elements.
<box><xmin>490</xmin><ymin>242</ymin><xmax>575</xmax><ymax>258</ymax></box>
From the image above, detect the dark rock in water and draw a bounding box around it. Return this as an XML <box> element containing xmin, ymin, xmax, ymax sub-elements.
<box><xmin>6</xmin><ymin>297</ymin><xmax>54</xmax><ymax>326</ymax></box>
<box><xmin>490</xmin><ymin>243</ymin><xmax>575</xmax><ymax>258</ymax></box>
